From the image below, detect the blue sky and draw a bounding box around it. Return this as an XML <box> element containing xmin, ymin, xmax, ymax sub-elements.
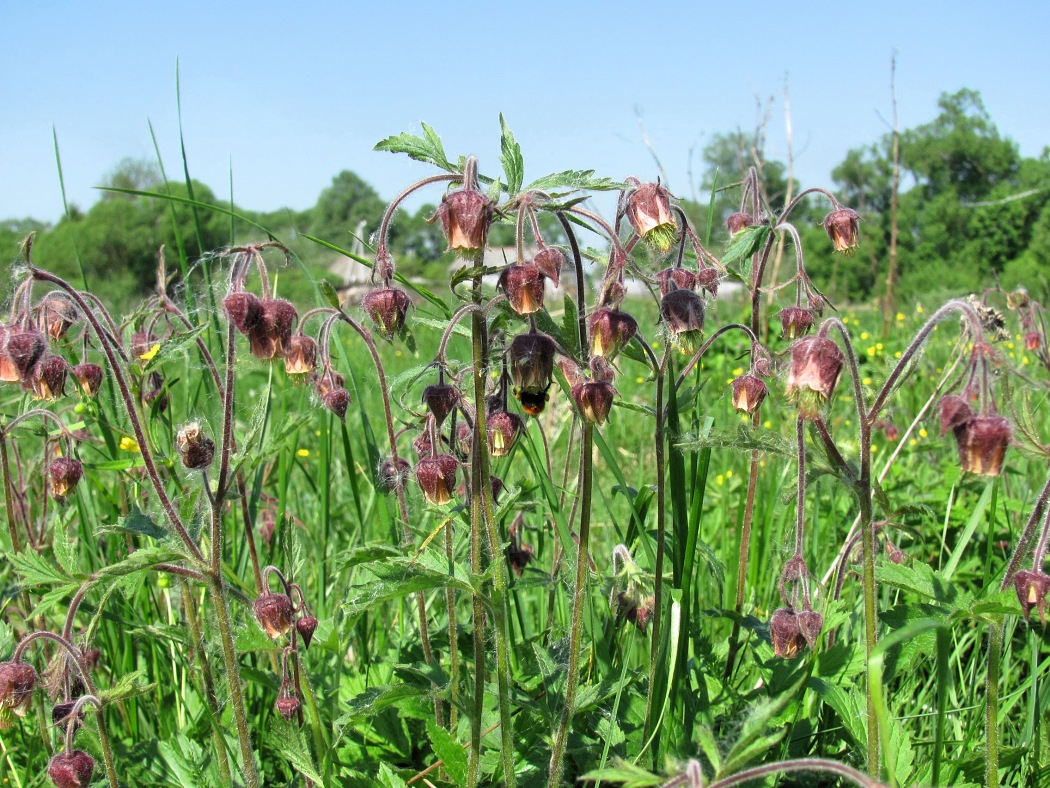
<box><xmin>3</xmin><ymin>1</ymin><xmax>1048</xmax><ymax>225</ymax></box>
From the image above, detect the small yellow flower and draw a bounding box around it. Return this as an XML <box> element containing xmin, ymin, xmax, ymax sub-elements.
<box><xmin>716</xmin><ymin>474</ymin><xmax>725</xmax><ymax>486</ymax></box>
<box><xmin>763</xmin><ymin>420</ymin><xmax>771</xmax><ymax>429</ymax></box>
<box><xmin>862</xmin><ymin>377</ymin><xmax>872</xmax><ymax>386</ymax></box>
<box><xmin>909</xmin><ymin>439</ymin><xmax>918</xmax><ymax>447</ymax></box>
<box><xmin>119</xmin><ymin>436</ymin><xmax>139</xmax><ymax>452</ymax></box>
<box><xmin>297</xmin><ymin>449</ymin><xmax>310</xmax><ymax>458</ymax></box>
<box><xmin>732</xmin><ymin>367</ymin><xmax>744</xmax><ymax>376</ymax></box>
<box><xmin>139</xmin><ymin>343</ymin><xmax>161</xmax><ymax>362</ymax></box>
<box><xmin>861</xmin><ymin>331</ymin><xmax>870</xmax><ymax>340</ymax></box>
<box><xmin>919</xmin><ymin>428</ymin><xmax>928</xmax><ymax>438</ymax></box>
<box><xmin>896</xmin><ymin>312</ymin><xmax>905</xmax><ymax>321</ymax></box>
<box><xmin>866</xmin><ymin>346</ymin><xmax>877</xmax><ymax>357</ymax></box>
<box><xmin>842</xmin><ymin>317</ymin><xmax>850</xmax><ymax>324</ymax></box>
<box><xmin>1007</xmin><ymin>342</ymin><xmax>1015</xmax><ymax>350</ymax></box>
<box><xmin>916</xmin><ymin>305</ymin><xmax>925</xmax><ymax>314</ymax></box>
<box><xmin>895</xmin><ymin>351</ymin><xmax>902</xmax><ymax>359</ymax></box>
<box><xmin>725</xmin><ymin>470</ymin><xmax>733</xmax><ymax>479</ymax></box>
<box><xmin>395</xmin><ymin>350</ymin><xmax>403</xmax><ymax>357</ymax></box>
<box><xmin>871</xmin><ymin>444</ymin><xmax>878</xmax><ymax>452</ymax></box>
<box><xmin>635</xmin><ymin>376</ymin><xmax>645</xmax><ymax>384</ymax></box>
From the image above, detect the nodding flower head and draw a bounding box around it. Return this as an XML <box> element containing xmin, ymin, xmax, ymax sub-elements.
<box><xmin>48</xmin><ymin>458</ymin><xmax>84</xmax><ymax>503</ymax></box>
<box><xmin>432</xmin><ymin>188</ymin><xmax>494</xmax><ymax>257</ymax></box>
<box><xmin>30</xmin><ymin>355</ymin><xmax>69</xmax><ymax>400</ymax></box>
<box><xmin>589</xmin><ymin>307</ymin><xmax>638</xmax><ymax>360</ymax></box>
<box><xmin>797</xmin><ymin>608</ymin><xmax>824</xmax><ymax>649</ymax></box>
<box><xmin>176</xmin><ymin>422</ymin><xmax>215</xmax><ymax>470</ymax></box>
<box><xmin>415</xmin><ymin>453</ymin><xmax>459</xmax><ymax>506</ymax></box>
<box><xmin>39</xmin><ymin>295</ymin><xmax>77</xmax><ymax>341</ymax></box>
<box><xmin>487</xmin><ymin>410</ymin><xmax>524</xmax><ymax>458</ymax></box>
<box><xmin>1013</xmin><ymin>570</ymin><xmax>1050</xmax><ymax>624</ymax></box>
<box><xmin>376</xmin><ymin>456</ymin><xmax>411</xmax><ymax>495</ymax></box>
<box><xmin>769</xmin><ymin>608</ymin><xmax>806</xmax><ymax>659</ymax></box>
<box><xmin>786</xmin><ymin>335</ymin><xmax>845</xmax><ymax>418</ymax></box>
<box><xmin>731</xmin><ymin>374</ymin><xmax>768</xmax><ymax>415</ymax></box>
<box><xmin>253</xmin><ymin>592</ymin><xmax>295</xmax><ymax>639</ymax></box>
<box><xmin>71</xmin><ymin>363</ymin><xmax>103</xmax><ymax>398</ymax></box>
<box><xmin>363</xmin><ymin>287</ymin><xmax>412</xmax><ymax>340</ymax></box>
<box><xmin>2</xmin><ymin>327</ymin><xmax>47</xmax><ymax>383</ymax></box>
<box><xmin>823</xmin><ymin>207</ymin><xmax>860</xmax><ymax>253</ymax></box>
<box><xmin>508</xmin><ymin>332</ymin><xmax>556</xmax><ymax>416</ymax></box>
<box><xmin>223</xmin><ymin>291</ymin><xmax>264</xmax><ymax>335</ymax></box>
<box><xmin>570</xmin><ymin>380</ymin><xmax>617</xmax><ymax>426</ymax></box>
<box><xmin>499</xmin><ymin>262</ymin><xmax>545</xmax><ymax>316</ymax></box>
<box><xmin>532</xmin><ymin>246</ymin><xmax>565</xmax><ymax>287</ymax></box>
<box><xmin>938</xmin><ymin>394</ymin><xmax>974</xmax><ymax>436</ymax></box>
<box><xmin>247</xmin><ymin>298</ymin><xmax>298</xmax><ymax>360</ymax></box>
<box><xmin>779</xmin><ymin>307</ymin><xmax>814</xmax><ymax>340</ymax></box>
<box><xmin>1025</xmin><ymin>331</ymin><xmax>1043</xmax><ymax>352</ymax></box>
<box><xmin>47</xmin><ymin>750</ymin><xmax>95</xmax><ymax>788</ymax></box>
<box><xmin>660</xmin><ymin>289</ymin><xmax>705</xmax><ymax>350</ymax></box>
<box><xmin>726</xmin><ymin>212</ymin><xmax>756</xmax><ymax>237</ymax></box>
<box><xmin>422</xmin><ymin>383</ymin><xmax>460</xmax><ymax>427</ymax></box>
<box><xmin>506</xmin><ymin>516</ymin><xmax>535</xmax><ymax>577</ymax></box>
<box><xmin>625</xmin><ymin>181</ymin><xmax>678</xmax><ymax>252</ymax></box>
<box><xmin>955</xmin><ymin>414</ymin><xmax>1012</xmax><ymax>477</ymax></box>
<box><xmin>283</xmin><ymin>335</ymin><xmax>318</xmax><ymax>375</ymax></box>
<box><xmin>0</xmin><ymin>661</ymin><xmax>38</xmax><ymax>719</ymax></box>
<box><xmin>315</xmin><ymin>371</ymin><xmax>350</xmax><ymax>421</ymax></box>
<box><xmin>655</xmin><ymin>266</ymin><xmax>697</xmax><ymax>297</ymax></box>
<box><xmin>694</xmin><ymin>267</ymin><xmax>722</xmax><ymax>298</ymax></box>
<box><xmin>276</xmin><ymin>689</ymin><xmax>301</xmax><ymax>722</ymax></box>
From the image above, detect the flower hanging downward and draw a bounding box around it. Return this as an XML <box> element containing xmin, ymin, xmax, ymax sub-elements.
<box><xmin>823</xmin><ymin>207</ymin><xmax>860</xmax><ymax>254</ymax></box>
<box><xmin>625</xmin><ymin>181</ymin><xmax>678</xmax><ymax>252</ymax></box>
<box><xmin>786</xmin><ymin>335</ymin><xmax>845</xmax><ymax>419</ymax></box>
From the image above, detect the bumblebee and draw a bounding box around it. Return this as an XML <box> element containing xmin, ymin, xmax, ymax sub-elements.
<box><xmin>515</xmin><ymin>385</ymin><xmax>551</xmax><ymax>416</ymax></box>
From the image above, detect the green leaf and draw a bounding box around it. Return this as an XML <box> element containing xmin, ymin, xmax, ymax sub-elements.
<box><xmin>97</xmin><ymin>505</ymin><xmax>169</xmax><ymax>541</ymax></box>
<box><xmin>579</xmin><ymin>759</ymin><xmax>664</xmax><ymax>787</ymax></box>
<box><xmin>560</xmin><ymin>292</ymin><xmax>581</xmax><ymax>357</ymax></box>
<box><xmin>98</xmin><ymin>669</ymin><xmax>156</xmax><ymax>704</ymax></box>
<box><xmin>718</xmin><ymin>677</ymin><xmax>804</xmax><ymax>776</ymax></box>
<box><xmin>141</xmin><ymin>323</ymin><xmax>209</xmax><ymax>372</ymax></box>
<box><xmin>93</xmin><ymin>545</ymin><xmax>186</xmax><ymax>581</ymax></box>
<box><xmin>524</xmin><ymin>170</ymin><xmax>624</xmax><ymax>194</ymax></box>
<box><xmin>721</xmin><ymin>224</ymin><xmax>771</xmax><ymax>273</ymax></box>
<box><xmin>374</xmin><ymin>123</ymin><xmax>454</xmax><ymax>172</ymax></box>
<box><xmin>319</xmin><ymin>278</ymin><xmax>342</xmax><ymax>309</ymax></box>
<box><xmin>427</xmin><ymin>720</ymin><xmax>467</xmax><ymax>784</ymax></box>
<box><xmin>342</xmin><ymin>550</ymin><xmax>480</xmax><ymax>617</ymax></box>
<box><xmin>338</xmin><ymin>684</ymin><xmax>428</xmax><ymax>722</ymax></box>
<box><xmin>10</xmin><ymin>550</ymin><xmax>72</xmax><ymax>587</ymax></box>
<box><xmin>499</xmin><ymin>114</ymin><xmax>524</xmax><ymax>195</ymax></box>
<box><xmin>876</xmin><ymin>561</ymin><xmax>968</xmax><ymax>609</ymax></box>
<box><xmin>676</xmin><ymin>423</ymin><xmax>793</xmax><ymax>456</ymax></box>
<box><xmin>273</xmin><ymin>726</ymin><xmax>324</xmax><ymax>784</ymax></box>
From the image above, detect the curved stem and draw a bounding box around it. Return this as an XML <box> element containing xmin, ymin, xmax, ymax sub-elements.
<box><xmin>556</xmin><ymin>213</ymin><xmax>588</xmax><ymax>352</ymax></box>
<box><xmin>705</xmin><ymin>757</ymin><xmax>887</xmax><ymax>788</ymax></box>
<box><xmin>376</xmin><ymin>174</ymin><xmax>463</xmax><ymax>262</ymax></box>
<box><xmin>674</xmin><ymin>324</ymin><xmax>758</xmax><ymax>389</ymax></box>
<box><xmin>1001</xmin><ymin>470</ymin><xmax>1050</xmax><ymax>589</ymax></box>
<box><xmin>1</xmin><ymin>433</ymin><xmax>20</xmax><ymax>554</ymax></box>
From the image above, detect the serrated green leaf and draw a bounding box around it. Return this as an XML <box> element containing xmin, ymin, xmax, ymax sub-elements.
<box><xmin>10</xmin><ymin>550</ymin><xmax>72</xmax><ymax>587</ymax></box>
<box><xmin>342</xmin><ymin>551</ymin><xmax>480</xmax><ymax>617</ymax></box>
<box><xmin>560</xmin><ymin>292</ymin><xmax>581</xmax><ymax>357</ymax></box>
<box><xmin>427</xmin><ymin>720</ymin><xmax>467</xmax><ymax>784</ymax></box>
<box><xmin>525</xmin><ymin>170</ymin><xmax>624</xmax><ymax>194</ymax></box>
<box><xmin>319</xmin><ymin>278</ymin><xmax>342</xmax><ymax>309</ymax></box>
<box><xmin>338</xmin><ymin>684</ymin><xmax>428</xmax><ymax>722</ymax></box>
<box><xmin>499</xmin><ymin>114</ymin><xmax>524</xmax><ymax>195</ymax></box>
<box><xmin>97</xmin><ymin>504</ymin><xmax>169</xmax><ymax>541</ymax></box>
<box><xmin>273</xmin><ymin>725</ymin><xmax>324</xmax><ymax>784</ymax></box>
<box><xmin>98</xmin><ymin>669</ymin><xmax>156</xmax><ymax>704</ymax></box>
<box><xmin>676</xmin><ymin>423</ymin><xmax>793</xmax><ymax>456</ymax></box>
<box><xmin>93</xmin><ymin>545</ymin><xmax>186</xmax><ymax>581</ymax></box>
<box><xmin>486</xmin><ymin>176</ymin><xmax>503</xmax><ymax>204</ymax></box>
<box><xmin>721</xmin><ymin>224</ymin><xmax>771</xmax><ymax>272</ymax></box>
<box><xmin>718</xmin><ymin>677</ymin><xmax>803</xmax><ymax>776</ymax></box>
<box><xmin>579</xmin><ymin>760</ymin><xmax>664</xmax><ymax>787</ymax></box>
<box><xmin>141</xmin><ymin>323</ymin><xmax>209</xmax><ymax>372</ymax></box>
<box><xmin>876</xmin><ymin>561</ymin><xmax>968</xmax><ymax>609</ymax></box>
<box><xmin>374</xmin><ymin>124</ymin><xmax>454</xmax><ymax>172</ymax></box>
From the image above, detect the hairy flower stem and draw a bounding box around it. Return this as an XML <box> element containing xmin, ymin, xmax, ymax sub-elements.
<box><xmin>0</xmin><ymin>432</ymin><xmax>20</xmax><ymax>553</ymax></box>
<box><xmin>986</xmin><ymin>621</ymin><xmax>1003</xmax><ymax>788</ymax></box>
<box><xmin>704</xmin><ymin>757</ymin><xmax>888</xmax><ymax>788</ymax></box>
<box><xmin>642</xmin><ymin>345</ymin><xmax>671</xmax><ymax>752</ymax></box>
<box><xmin>549</xmin><ymin>421</ymin><xmax>594</xmax><ymax>788</ymax></box>
<box><xmin>15</xmin><ymin>632</ymin><xmax>118</xmax><ymax>788</ymax></box>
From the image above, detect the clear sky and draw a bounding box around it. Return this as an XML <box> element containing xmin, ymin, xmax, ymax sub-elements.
<box><xmin>3</xmin><ymin>1</ymin><xmax>1048</xmax><ymax>225</ymax></box>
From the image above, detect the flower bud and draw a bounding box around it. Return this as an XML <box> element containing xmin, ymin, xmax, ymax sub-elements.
<box><xmin>422</xmin><ymin>383</ymin><xmax>460</xmax><ymax>427</ymax></box>
<box><xmin>570</xmin><ymin>381</ymin><xmax>617</xmax><ymax>426</ymax></box>
<box><xmin>377</xmin><ymin>456</ymin><xmax>411</xmax><ymax>495</ymax></box>
<box><xmin>506</xmin><ymin>517</ymin><xmax>535</xmax><ymax>578</ymax></box>
<box><xmin>415</xmin><ymin>453</ymin><xmax>459</xmax><ymax>505</ymax></box>
<box><xmin>0</xmin><ymin>661</ymin><xmax>37</xmax><ymax>718</ymax></box>
<box><xmin>883</xmin><ymin>540</ymin><xmax>907</xmax><ymax>564</ymax></box>
<box><xmin>253</xmin><ymin>592</ymin><xmax>295</xmax><ymax>638</ymax></box>
<box><xmin>499</xmin><ymin>262</ymin><xmax>545</xmax><ymax>315</ymax></box>
<box><xmin>955</xmin><ymin>415</ymin><xmax>1012</xmax><ymax>476</ymax></box>
<box><xmin>779</xmin><ymin>307</ymin><xmax>814</xmax><ymax>340</ymax></box>
<box><xmin>661</xmin><ymin>289</ymin><xmax>705</xmax><ymax>349</ymax></box>
<box><xmin>314</xmin><ymin>369</ymin><xmax>345</xmax><ymax>398</ymax></box>
<box><xmin>1025</xmin><ymin>331</ymin><xmax>1043</xmax><ymax>352</ymax></box>
<box><xmin>823</xmin><ymin>207</ymin><xmax>860</xmax><ymax>253</ymax></box>
<box><xmin>71</xmin><ymin>363</ymin><xmax>103</xmax><ymax>397</ymax></box>
<box><xmin>769</xmin><ymin>608</ymin><xmax>806</xmax><ymax>659</ymax></box>
<box><xmin>47</xmin><ymin>750</ymin><xmax>95</xmax><ymax>788</ymax></box>
<box><xmin>490</xmin><ymin>474</ymin><xmax>505</xmax><ymax>505</ymax></box>
<box><xmin>321</xmin><ymin>388</ymin><xmax>351</xmax><ymax>421</ymax></box>
<box><xmin>615</xmin><ymin>590</ymin><xmax>655</xmax><ymax>633</ymax></box>
<box><xmin>296</xmin><ymin>615</ymin><xmax>319</xmax><ymax>648</ymax></box>
<box><xmin>654</xmin><ymin>267</ymin><xmax>697</xmax><ymax>297</ymax></box>
<box><xmin>283</xmin><ymin>335</ymin><xmax>318</xmax><ymax>375</ymax></box>
<box><xmin>3</xmin><ymin>327</ymin><xmax>47</xmax><ymax>383</ymax></box>
<box><xmin>48</xmin><ymin>458</ymin><xmax>84</xmax><ymax>503</ymax></box>
<box><xmin>363</xmin><ymin>287</ymin><xmax>412</xmax><ymax>339</ymax></box>
<box><xmin>30</xmin><ymin>355</ymin><xmax>70</xmax><ymax>400</ymax></box>
<box><xmin>223</xmin><ymin>291</ymin><xmax>264</xmax><ymax>335</ymax></box>
<box><xmin>786</xmin><ymin>336</ymin><xmax>845</xmax><ymax>418</ymax></box>
<box><xmin>276</xmin><ymin>692</ymin><xmax>301</xmax><ymax>722</ymax></box>
<box><xmin>797</xmin><ymin>609</ymin><xmax>824</xmax><ymax>649</ymax></box>
<box><xmin>433</xmin><ymin>189</ymin><xmax>495</xmax><ymax>255</ymax></box>
<box><xmin>879</xmin><ymin>420</ymin><xmax>900</xmax><ymax>442</ymax></box>
<box><xmin>176</xmin><ymin>422</ymin><xmax>215</xmax><ymax>470</ymax></box>
<box><xmin>413</xmin><ymin>426</ymin><xmax>434</xmax><ymax>457</ymax></box>
<box><xmin>726</xmin><ymin>212</ymin><xmax>755</xmax><ymax>236</ymax></box>
<box><xmin>533</xmin><ymin>247</ymin><xmax>565</xmax><ymax>287</ymax></box>
<box><xmin>456</xmin><ymin>422</ymin><xmax>473</xmax><ymax>457</ymax></box>
<box><xmin>1013</xmin><ymin>570</ymin><xmax>1050</xmax><ymax>623</ymax></box>
<box><xmin>51</xmin><ymin>701</ymin><xmax>81</xmax><ymax>732</ymax></box>
<box><xmin>731</xmin><ymin>374</ymin><xmax>768</xmax><ymax>415</ymax></box>
<box><xmin>589</xmin><ymin>308</ymin><xmax>638</xmax><ymax>360</ymax></box>
<box><xmin>625</xmin><ymin>182</ymin><xmax>678</xmax><ymax>252</ymax></box>
<box><xmin>487</xmin><ymin>410</ymin><xmax>524</xmax><ymax>458</ymax></box>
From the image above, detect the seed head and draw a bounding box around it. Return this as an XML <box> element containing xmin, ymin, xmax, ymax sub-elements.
<box><xmin>253</xmin><ymin>592</ymin><xmax>295</xmax><ymax>639</ymax></box>
<box><xmin>376</xmin><ymin>456</ymin><xmax>411</xmax><ymax>495</ymax></box>
<box><xmin>176</xmin><ymin>422</ymin><xmax>215</xmax><ymax>470</ymax></box>
<box><xmin>47</xmin><ymin>750</ymin><xmax>95</xmax><ymax>788</ymax></box>
<box><xmin>823</xmin><ymin>207</ymin><xmax>860</xmax><ymax>253</ymax></box>
<box><xmin>415</xmin><ymin>453</ymin><xmax>459</xmax><ymax>505</ymax></box>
